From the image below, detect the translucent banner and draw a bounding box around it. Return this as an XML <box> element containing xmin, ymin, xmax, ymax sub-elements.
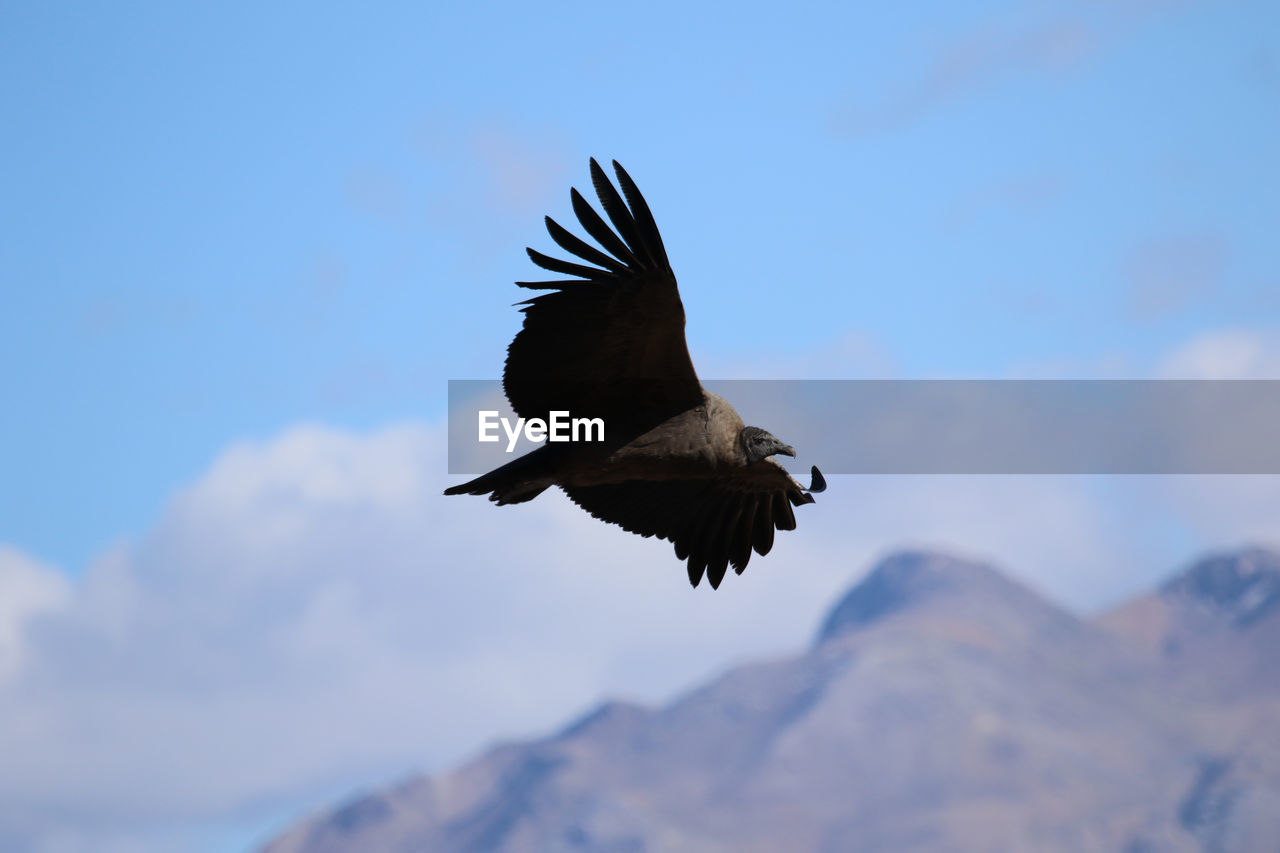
<box><xmin>448</xmin><ymin>380</ymin><xmax>1280</xmax><ymax>475</ymax></box>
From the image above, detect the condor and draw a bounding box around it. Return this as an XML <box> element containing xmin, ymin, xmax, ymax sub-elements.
<box><xmin>446</xmin><ymin>160</ymin><xmax>824</xmax><ymax>588</ymax></box>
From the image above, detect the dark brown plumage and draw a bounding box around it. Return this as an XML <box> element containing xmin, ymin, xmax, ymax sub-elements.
<box><xmin>445</xmin><ymin>159</ymin><xmax>824</xmax><ymax>588</ymax></box>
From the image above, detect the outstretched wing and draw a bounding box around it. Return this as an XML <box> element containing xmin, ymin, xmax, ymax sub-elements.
<box><xmin>504</xmin><ymin>159</ymin><xmax>703</xmax><ymax>437</ymax></box>
<box><xmin>563</xmin><ymin>464</ymin><xmax>823</xmax><ymax>589</ymax></box>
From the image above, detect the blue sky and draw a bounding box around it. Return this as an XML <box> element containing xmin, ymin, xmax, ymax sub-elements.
<box><xmin>4</xmin><ymin>0</ymin><xmax>1276</xmax><ymax>572</ymax></box>
<box><xmin>1</xmin><ymin>1</ymin><xmax>1278</xmax><ymax>850</ymax></box>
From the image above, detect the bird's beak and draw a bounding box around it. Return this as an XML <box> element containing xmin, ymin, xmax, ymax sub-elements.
<box><xmin>776</xmin><ymin>443</ymin><xmax>796</xmax><ymax>458</ymax></box>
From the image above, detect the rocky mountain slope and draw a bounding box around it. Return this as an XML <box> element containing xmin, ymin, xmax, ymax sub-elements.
<box><xmin>263</xmin><ymin>548</ymin><xmax>1280</xmax><ymax>853</ymax></box>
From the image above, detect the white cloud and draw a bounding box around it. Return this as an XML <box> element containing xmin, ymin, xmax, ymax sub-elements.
<box><xmin>0</xmin><ymin>422</ymin><xmax>876</xmax><ymax>849</ymax></box>
<box><xmin>1156</xmin><ymin>476</ymin><xmax>1280</xmax><ymax>552</ymax></box>
<box><xmin>1157</xmin><ymin>327</ymin><xmax>1280</xmax><ymax>378</ymax></box>
<box><xmin>0</xmin><ymin>390</ymin><xmax>1270</xmax><ymax>849</ymax></box>
<box><xmin>0</xmin><ymin>547</ymin><xmax>69</xmax><ymax>679</ymax></box>
<box><xmin>829</xmin><ymin>0</ymin><xmax>1194</xmax><ymax>139</ymax></box>
<box><xmin>830</xmin><ymin>15</ymin><xmax>1097</xmax><ymax>138</ymax></box>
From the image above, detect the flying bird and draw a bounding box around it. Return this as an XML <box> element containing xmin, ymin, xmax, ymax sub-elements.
<box><xmin>445</xmin><ymin>159</ymin><xmax>824</xmax><ymax>588</ymax></box>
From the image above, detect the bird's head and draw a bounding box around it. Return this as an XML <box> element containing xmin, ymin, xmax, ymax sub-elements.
<box><xmin>740</xmin><ymin>426</ymin><xmax>796</xmax><ymax>463</ymax></box>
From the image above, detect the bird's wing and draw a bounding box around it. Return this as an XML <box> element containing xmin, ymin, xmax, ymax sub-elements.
<box><xmin>504</xmin><ymin>159</ymin><xmax>703</xmax><ymax>436</ymax></box>
<box><xmin>562</xmin><ymin>463</ymin><xmax>823</xmax><ymax>589</ymax></box>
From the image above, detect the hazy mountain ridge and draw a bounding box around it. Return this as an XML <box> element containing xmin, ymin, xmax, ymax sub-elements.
<box><xmin>263</xmin><ymin>547</ymin><xmax>1280</xmax><ymax>853</ymax></box>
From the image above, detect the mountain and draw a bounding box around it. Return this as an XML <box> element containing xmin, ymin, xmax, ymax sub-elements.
<box><xmin>1098</xmin><ymin>546</ymin><xmax>1280</xmax><ymax>696</ymax></box>
<box><xmin>262</xmin><ymin>549</ymin><xmax>1280</xmax><ymax>853</ymax></box>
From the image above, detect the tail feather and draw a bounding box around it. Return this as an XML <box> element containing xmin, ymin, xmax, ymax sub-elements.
<box><xmin>444</xmin><ymin>447</ymin><xmax>558</xmax><ymax>505</ymax></box>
